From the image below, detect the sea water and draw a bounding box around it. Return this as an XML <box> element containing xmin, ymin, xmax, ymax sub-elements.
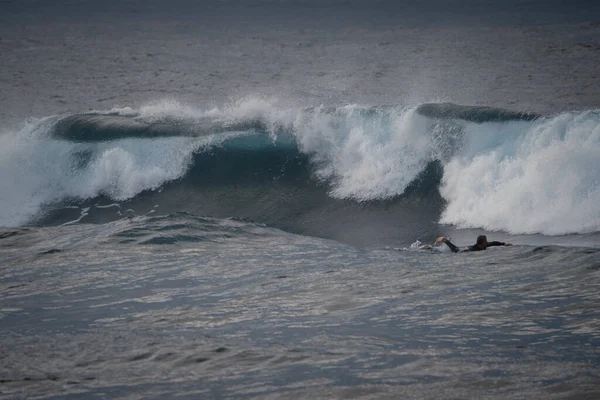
<box><xmin>1</xmin><ymin>1</ymin><xmax>599</xmax><ymax>398</ymax></box>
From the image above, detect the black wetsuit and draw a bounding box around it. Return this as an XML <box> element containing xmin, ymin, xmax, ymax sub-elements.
<box><xmin>443</xmin><ymin>239</ymin><xmax>506</xmax><ymax>253</ymax></box>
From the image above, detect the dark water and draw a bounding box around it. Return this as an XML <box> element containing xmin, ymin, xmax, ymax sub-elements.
<box><xmin>1</xmin><ymin>1</ymin><xmax>600</xmax><ymax>399</ymax></box>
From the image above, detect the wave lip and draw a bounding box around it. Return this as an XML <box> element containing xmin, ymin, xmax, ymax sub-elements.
<box><xmin>51</xmin><ymin>113</ymin><xmax>271</xmax><ymax>142</ymax></box>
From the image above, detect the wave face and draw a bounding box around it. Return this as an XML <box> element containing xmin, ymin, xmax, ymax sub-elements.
<box><xmin>1</xmin><ymin>99</ymin><xmax>599</xmax><ymax>238</ymax></box>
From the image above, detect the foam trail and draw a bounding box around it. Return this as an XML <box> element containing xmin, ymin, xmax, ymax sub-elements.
<box><xmin>440</xmin><ymin>111</ymin><xmax>600</xmax><ymax>235</ymax></box>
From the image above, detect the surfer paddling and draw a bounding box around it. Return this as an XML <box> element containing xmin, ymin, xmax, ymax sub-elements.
<box><xmin>436</xmin><ymin>235</ymin><xmax>512</xmax><ymax>253</ymax></box>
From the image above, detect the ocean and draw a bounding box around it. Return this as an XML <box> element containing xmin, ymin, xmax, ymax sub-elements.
<box><xmin>1</xmin><ymin>0</ymin><xmax>600</xmax><ymax>398</ymax></box>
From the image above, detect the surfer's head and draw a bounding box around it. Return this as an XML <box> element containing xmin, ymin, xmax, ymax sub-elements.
<box><xmin>476</xmin><ymin>235</ymin><xmax>488</xmax><ymax>250</ymax></box>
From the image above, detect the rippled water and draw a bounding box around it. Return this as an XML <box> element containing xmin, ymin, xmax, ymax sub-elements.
<box><xmin>1</xmin><ymin>217</ymin><xmax>599</xmax><ymax>399</ymax></box>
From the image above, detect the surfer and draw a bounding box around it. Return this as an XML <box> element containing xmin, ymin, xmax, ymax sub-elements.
<box><xmin>436</xmin><ymin>235</ymin><xmax>512</xmax><ymax>253</ymax></box>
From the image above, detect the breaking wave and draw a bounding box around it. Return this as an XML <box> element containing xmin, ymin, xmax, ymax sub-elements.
<box><xmin>0</xmin><ymin>98</ymin><xmax>598</xmax><ymax>236</ymax></box>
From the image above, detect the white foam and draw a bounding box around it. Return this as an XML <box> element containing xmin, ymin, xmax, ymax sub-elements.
<box><xmin>439</xmin><ymin>111</ymin><xmax>600</xmax><ymax>235</ymax></box>
<box><xmin>291</xmin><ymin>105</ymin><xmax>436</xmax><ymax>199</ymax></box>
<box><xmin>0</xmin><ymin>117</ymin><xmax>66</xmax><ymax>226</ymax></box>
<box><xmin>0</xmin><ymin>118</ymin><xmax>208</xmax><ymax>227</ymax></box>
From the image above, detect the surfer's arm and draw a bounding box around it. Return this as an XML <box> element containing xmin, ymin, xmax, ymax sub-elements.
<box><xmin>488</xmin><ymin>241</ymin><xmax>512</xmax><ymax>247</ymax></box>
<box><xmin>436</xmin><ymin>236</ymin><xmax>460</xmax><ymax>253</ymax></box>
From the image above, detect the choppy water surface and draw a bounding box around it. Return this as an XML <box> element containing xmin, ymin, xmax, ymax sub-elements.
<box><xmin>1</xmin><ymin>216</ymin><xmax>599</xmax><ymax>399</ymax></box>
